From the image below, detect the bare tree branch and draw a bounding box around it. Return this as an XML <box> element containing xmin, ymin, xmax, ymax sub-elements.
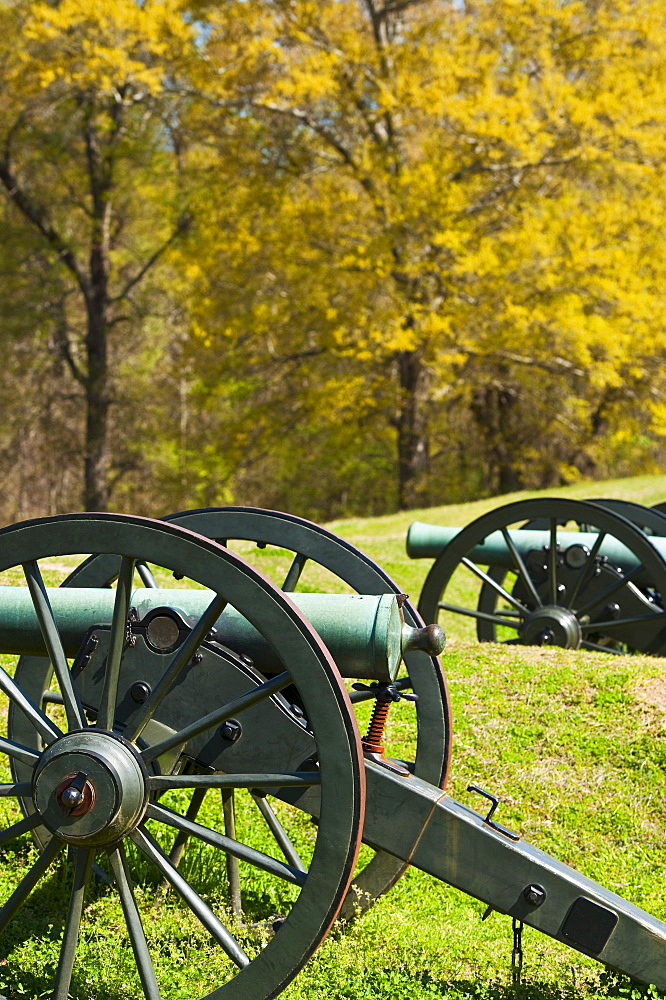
<box><xmin>110</xmin><ymin>213</ymin><xmax>191</xmax><ymax>305</ymax></box>
<box><xmin>0</xmin><ymin>158</ymin><xmax>90</xmax><ymax>301</ymax></box>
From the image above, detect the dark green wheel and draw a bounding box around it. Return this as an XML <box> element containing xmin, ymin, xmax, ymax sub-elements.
<box><xmin>584</xmin><ymin>498</ymin><xmax>666</xmax><ymax>537</ymax></box>
<box><xmin>13</xmin><ymin>507</ymin><xmax>450</xmax><ymax>919</ymax></box>
<box><xmin>417</xmin><ymin>498</ymin><xmax>666</xmax><ymax>654</ymax></box>
<box><xmin>2</xmin><ymin>514</ymin><xmax>364</xmax><ymax>1000</ymax></box>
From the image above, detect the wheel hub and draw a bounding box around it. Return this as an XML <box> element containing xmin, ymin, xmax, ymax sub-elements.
<box><xmin>32</xmin><ymin>730</ymin><xmax>148</xmax><ymax>845</ymax></box>
<box><xmin>520</xmin><ymin>606</ymin><xmax>582</xmax><ymax>648</ymax></box>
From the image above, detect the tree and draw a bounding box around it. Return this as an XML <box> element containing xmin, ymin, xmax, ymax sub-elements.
<box><xmin>178</xmin><ymin>0</ymin><xmax>666</xmax><ymax>514</ymax></box>
<box><xmin>0</xmin><ymin>0</ymin><xmax>196</xmax><ymax>510</ymax></box>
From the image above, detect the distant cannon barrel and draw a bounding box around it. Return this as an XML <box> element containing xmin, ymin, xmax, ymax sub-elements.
<box><xmin>407</xmin><ymin>519</ymin><xmax>666</xmax><ymax>585</ymax></box>
<box><xmin>0</xmin><ymin>586</ymin><xmax>442</xmax><ymax>682</ymax></box>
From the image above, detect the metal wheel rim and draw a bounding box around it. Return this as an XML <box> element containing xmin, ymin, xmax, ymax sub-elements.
<box><xmin>3</xmin><ymin>513</ymin><xmax>364</xmax><ymax>1000</ymax></box>
<box><xmin>585</xmin><ymin>498</ymin><xmax>666</xmax><ymax>536</ymax></box>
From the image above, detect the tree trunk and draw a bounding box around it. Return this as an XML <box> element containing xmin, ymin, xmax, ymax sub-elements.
<box><xmin>84</xmin><ymin>322</ymin><xmax>109</xmax><ymax>510</ymax></box>
<box><xmin>394</xmin><ymin>349</ymin><xmax>428</xmax><ymax>509</ymax></box>
<box><xmin>470</xmin><ymin>382</ymin><xmax>522</xmax><ymax>494</ymax></box>
<box><xmin>84</xmin><ymin>240</ymin><xmax>110</xmax><ymax>511</ymax></box>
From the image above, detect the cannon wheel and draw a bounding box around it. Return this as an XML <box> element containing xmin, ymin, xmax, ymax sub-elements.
<box><xmin>584</xmin><ymin>498</ymin><xmax>666</xmax><ymax>537</ymax></box>
<box><xmin>3</xmin><ymin>513</ymin><xmax>364</xmax><ymax>1000</ymax></box>
<box><xmin>417</xmin><ymin>498</ymin><xmax>666</xmax><ymax>654</ymax></box>
<box><xmin>12</xmin><ymin>506</ymin><xmax>451</xmax><ymax>919</ymax></box>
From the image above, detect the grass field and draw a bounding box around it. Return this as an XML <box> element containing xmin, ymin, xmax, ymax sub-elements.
<box><xmin>2</xmin><ymin>474</ymin><xmax>666</xmax><ymax>998</ymax></box>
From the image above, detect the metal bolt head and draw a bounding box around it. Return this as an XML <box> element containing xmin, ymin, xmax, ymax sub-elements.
<box><xmin>220</xmin><ymin>719</ymin><xmax>242</xmax><ymax>742</ymax></box>
<box><xmin>523</xmin><ymin>883</ymin><xmax>546</xmax><ymax>907</ymax></box>
<box><xmin>60</xmin><ymin>785</ymin><xmax>84</xmax><ymax>809</ymax></box>
<box><xmin>130</xmin><ymin>681</ymin><xmax>151</xmax><ymax>704</ymax></box>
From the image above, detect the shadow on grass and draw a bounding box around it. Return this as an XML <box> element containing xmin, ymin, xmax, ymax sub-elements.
<box><xmin>321</xmin><ymin>967</ymin><xmax>666</xmax><ymax>1000</ymax></box>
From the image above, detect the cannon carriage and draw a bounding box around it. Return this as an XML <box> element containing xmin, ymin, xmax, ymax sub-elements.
<box><xmin>0</xmin><ymin>508</ymin><xmax>665</xmax><ymax>998</ymax></box>
<box><xmin>409</xmin><ymin>497</ymin><xmax>666</xmax><ymax>654</ymax></box>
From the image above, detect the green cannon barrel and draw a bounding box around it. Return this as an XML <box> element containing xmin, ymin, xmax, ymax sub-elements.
<box><xmin>407</xmin><ymin>520</ymin><xmax>666</xmax><ymax>581</ymax></box>
<box><xmin>0</xmin><ymin>587</ymin><xmax>440</xmax><ymax>682</ymax></box>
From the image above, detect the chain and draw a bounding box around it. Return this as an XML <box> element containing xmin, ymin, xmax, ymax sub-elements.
<box><xmin>511</xmin><ymin>917</ymin><xmax>524</xmax><ymax>986</ymax></box>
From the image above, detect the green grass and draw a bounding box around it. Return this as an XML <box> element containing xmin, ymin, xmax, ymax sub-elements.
<box><xmin>1</xmin><ymin>474</ymin><xmax>666</xmax><ymax>998</ymax></box>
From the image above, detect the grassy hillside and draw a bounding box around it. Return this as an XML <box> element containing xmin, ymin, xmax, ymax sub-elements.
<box><xmin>2</xmin><ymin>476</ymin><xmax>666</xmax><ymax>998</ymax></box>
<box><xmin>300</xmin><ymin>475</ymin><xmax>666</xmax><ymax>998</ymax></box>
<box><xmin>215</xmin><ymin>475</ymin><xmax>666</xmax><ymax>998</ymax></box>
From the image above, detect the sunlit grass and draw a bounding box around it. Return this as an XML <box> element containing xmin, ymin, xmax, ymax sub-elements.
<box><xmin>0</xmin><ymin>479</ymin><xmax>665</xmax><ymax>996</ymax></box>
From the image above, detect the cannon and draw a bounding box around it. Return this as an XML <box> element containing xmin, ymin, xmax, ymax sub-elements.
<box><xmin>408</xmin><ymin>497</ymin><xmax>666</xmax><ymax>654</ymax></box>
<box><xmin>1</xmin><ymin>511</ymin><xmax>666</xmax><ymax>998</ymax></box>
<box><xmin>11</xmin><ymin>506</ymin><xmax>452</xmax><ymax>918</ymax></box>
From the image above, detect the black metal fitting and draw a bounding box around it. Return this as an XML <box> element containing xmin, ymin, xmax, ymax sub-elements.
<box><xmin>130</xmin><ymin>681</ymin><xmax>151</xmax><ymax>704</ymax></box>
<box><xmin>352</xmin><ymin>681</ymin><xmax>418</xmax><ymax>704</ymax></box>
<box><xmin>467</xmin><ymin>784</ymin><xmax>520</xmax><ymax>842</ymax></box>
<box><xmin>523</xmin><ymin>883</ymin><xmax>546</xmax><ymax>907</ymax></box>
<box><xmin>220</xmin><ymin>719</ymin><xmax>242</xmax><ymax>742</ymax></box>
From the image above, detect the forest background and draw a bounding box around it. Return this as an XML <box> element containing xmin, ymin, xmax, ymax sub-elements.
<box><xmin>0</xmin><ymin>0</ymin><xmax>664</xmax><ymax>525</ymax></box>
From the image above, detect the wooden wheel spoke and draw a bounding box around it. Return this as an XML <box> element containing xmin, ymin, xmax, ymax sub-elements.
<box><xmin>166</xmin><ymin>786</ymin><xmax>207</xmax><ymax>870</ymax></box>
<box><xmin>567</xmin><ymin>531</ymin><xmax>606</xmax><ymax>610</ymax></box>
<box><xmin>131</xmin><ymin>826</ymin><xmax>250</xmax><ymax>970</ymax></box>
<box><xmin>146</xmin><ymin>801</ymin><xmax>308</xmax><ymax>886</ymax></box>
<box><xmin>0</xmin><ymin>836</ymin><xmax>63</xmax><ymax>935</ymax></box>
<box><xmin>0</xmin><ymin>734</ymin><xmax>40</xmax><ymax>768</ymax></box>
<box><xmin>581</xmin><ymin>640</ymin><xmax>624</xmax><ymax>655</ymax></box>
<box><xmin>501</xmin><ymin>527</ymin><xmax>543</xmax><ymax>608</ymax></box>
<box><xmin>460</xmin><ymin>557</ymin><xmax>529</xmax><ymax>615</ymax></box>
<box><xmin>0</xmin><ymin>781</ymin><xmax>32</xmax><ymax>798</ymax></box>
<box><xmin>22</xmin><ymin>560</ymin><xmax>85</xmax><ymax>731</ymax></box>
<box><xmin>251</xmin><ymin>792</ymin><xmax>305</xmax><ymax>871</ymax></box>
<box><xmin>124</xmin><ymin>590</ymin><xmax>228</xmax><ymax>744</ymax></box>
<box><xmin>581</xmin><ymin>612</ymin><xmax>666</xmax><ymax>633</ymax></box>
<box><xmin>140</xmin><ymin>671</ymin><xmax>291</xmax><ymax>765</ymax></box>
<box><xmin>108</xmin><ymin>844</ymin><xmax>161</xmax><ymax>1000</ymax></box>
<box><xmin>438</xmin><ymin>602</ymin><xmax>521</xmax><ymax>630</ymax></box>
<box><xmin>282</xmin><ymin>552</ymin><xmax>308</xmax><ymax>591</ymax></box>
<box><xmin>52</xmin><ymin>848</ymin><xmax>94</xmax><ymax>1000</ymax></box>
<box><xmin>548</xmin><ymin>517</ymin><xmax>558</xmax><ymax>605</ymax></box>
<box><xmin>0</xmin><ymin>810</ymin><xmax>44</xmax><ymax>846</ymax></box>
<box><xmin>136</xmin><ymin>562</ymin><xmax>159</xmax><ymax>589</ymax></box>
<box><xmin>576</xmin><ymin>564</ymin><xmax>642</xmax><ymax>617</ymax></box>
<box><xmin>222</xmin><ymin>790</ymin><xmax>241</xmax><ymax>915</ymax></box>
<box><xmin>0</xmin><ymin>662</ymin><xmax>61</xmax><ymax>744</ymax></box>
<box><xmin>98</xmin><ymin>555</ymin><xmax>136</xmax><ymax>731</ymax></box>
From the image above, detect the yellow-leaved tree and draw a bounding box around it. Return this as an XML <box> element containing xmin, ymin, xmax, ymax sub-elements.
<box><xmin>176</xmin><ymin>0</ymin><xmax>666</xmax><ymax>515</ymax></box>
<box><xmin>0</xmin><ymin>0</ymin><xmax>198</xmax><ymax>511</ymax></box>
